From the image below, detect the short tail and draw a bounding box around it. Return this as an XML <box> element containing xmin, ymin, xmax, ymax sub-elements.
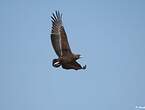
<box><xmin>82</xmin><ymin>65</ymin><xmax>86</xmax><ymax>69</ymax></box>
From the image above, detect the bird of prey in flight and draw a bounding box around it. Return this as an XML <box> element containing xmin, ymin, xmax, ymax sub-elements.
<box><xmin>50</xmin><ymin>11</ymin><xmax>86</xmax><ymax>70</ymax></box>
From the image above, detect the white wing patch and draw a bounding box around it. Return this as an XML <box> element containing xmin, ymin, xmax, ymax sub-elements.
<box><xmin>54</xmin><ymin>61</ymin><xmax>60</xmax><ymax>65</ymax></box>
<box><xmin>59</xmin><ymin>28</ymin><xmax>62</xmax><ymax>56</ymax></box>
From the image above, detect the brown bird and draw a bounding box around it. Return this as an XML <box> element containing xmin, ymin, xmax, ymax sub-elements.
<box><xmin>50</xmin><ymin>11</ymin><xmax>86</xmax><ymax>70</ymax></box>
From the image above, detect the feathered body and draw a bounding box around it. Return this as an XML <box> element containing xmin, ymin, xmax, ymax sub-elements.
<box><xmin>50</xmin><ymin>11</ymin><xmax>86</xmax><ymax>70</ymax></box>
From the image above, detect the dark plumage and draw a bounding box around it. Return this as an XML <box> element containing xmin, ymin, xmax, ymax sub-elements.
<box><xmin>50</xmin><ymin>11</ymin><xmax>86</xmax><ymax>70</ymax></box>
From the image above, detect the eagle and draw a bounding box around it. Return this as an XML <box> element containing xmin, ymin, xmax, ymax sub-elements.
<box><xmin>50</xmin><ymin>11</ymin><xmax>86</xmax><ymax>70</ymax></box>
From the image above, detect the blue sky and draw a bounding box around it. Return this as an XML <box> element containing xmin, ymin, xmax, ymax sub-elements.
<box><xmin>0</xmin><ymin>0</ymin><xmax>145</xmax><ymax>110</ymax></box>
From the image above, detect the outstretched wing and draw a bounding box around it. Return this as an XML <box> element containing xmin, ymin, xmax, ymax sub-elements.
<box><xmin>51</xmin><ymin>11</ymin><xmax>72</xmax><ymax>57</ymax></box>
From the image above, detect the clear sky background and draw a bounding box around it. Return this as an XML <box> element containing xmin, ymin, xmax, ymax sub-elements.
<box><xmin>0</xmin><ymin>0</ymin><xmax>145</xmax><ymax>110</ymax></box>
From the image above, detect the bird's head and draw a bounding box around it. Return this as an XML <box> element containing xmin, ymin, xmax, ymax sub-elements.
<box><xmin>75</xmin><ymin>54</ymin><xmax>82</xmax><ymax>60</ymax></box>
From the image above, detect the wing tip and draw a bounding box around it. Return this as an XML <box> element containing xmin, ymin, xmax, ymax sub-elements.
<box><xmin>51</xmin><ymin>10</ymin><xmax>63</xmax><ymax>33</ymax></box>
<box><xmin>51</xmin><ymin>10</ymin><xmax>62</xmax><ymax>22</ymax></box>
